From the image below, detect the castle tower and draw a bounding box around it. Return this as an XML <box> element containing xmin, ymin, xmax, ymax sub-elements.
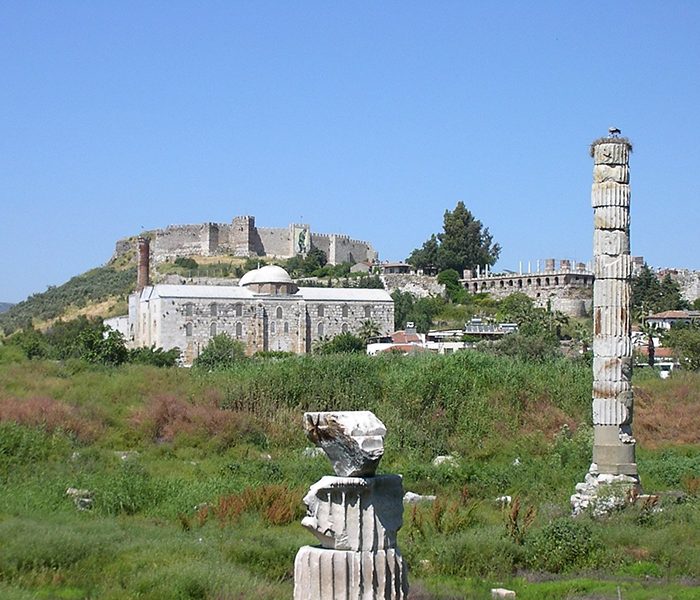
<box><xmin>232</xmin><ymin>216</ymin><xmax>255</xmax><ymax>257</ymax></box>
<box><xmin>572</xmin><ymin>130</ymin><xmax>640</xmax><ymax>514</ymax></box>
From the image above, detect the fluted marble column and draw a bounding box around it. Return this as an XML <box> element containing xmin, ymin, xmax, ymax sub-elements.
<box><xmin>590</xmin><ymin>136</ymin><xmax>638</xmax><ymax>478</ymax></box>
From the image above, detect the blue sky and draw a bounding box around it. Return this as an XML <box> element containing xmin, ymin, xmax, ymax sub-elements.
<box><xmin>1</xmin><ymin>1</ymin><xmax>699</xmax><ymax>303</ymax></box>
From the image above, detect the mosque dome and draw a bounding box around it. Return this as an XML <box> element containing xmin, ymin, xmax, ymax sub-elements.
<box><xmin>239</xmin><ymin>265</ymin><xmax>293</xmax><ymax>287</ymax></box>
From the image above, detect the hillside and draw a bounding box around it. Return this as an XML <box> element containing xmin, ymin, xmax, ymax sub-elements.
<box><xmin>0</xmin><ymin>303</ymin><xmax>13</xmax><ymax>314</ymax></box>
<box><xmin>0</xmin><ymin>265</ymin><xmax>136</xmax><ymax>334</ymax></box>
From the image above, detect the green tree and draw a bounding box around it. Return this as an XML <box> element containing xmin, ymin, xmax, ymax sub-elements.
<box><xmin>664</xmin><ymin>324</ymin><xmax>700</xmax><ymax>371</ymax></box>
<box><xmin>193</xmin><ymin>333</ymin><xmax>246</xmax><ymax>370</ymax></box>
<box><xmin>358</xmin><ymin>320</ymin><xmax>381</xmax><ymax>344</ymax></box>
<box><xmin>315</xmin><ymin>332</ymin><xmax>365</xmax><ymax>354</ymax></box>
<box><xmin>390</xmin><ymin>291</ymin><xmax>445</xmax><ymax>333</ymax></box>
<box><xmin>437</xmin><ymin>269</ymin><xmax>468</xmax><ymax>304</ymax></box>
<box><xmin>407</xmin><ymin>201</ymin><xmax>501</xmax><ymax>273</ymax></box>
<box><xmin>632</xmin><ymin>264</ymin><xmax>688</xmax><ymax>318</ymax></box>
<box><xmin>75</xmin><ymin>327</ymin><xmax>129</xmax><ymax>365</ymax></box>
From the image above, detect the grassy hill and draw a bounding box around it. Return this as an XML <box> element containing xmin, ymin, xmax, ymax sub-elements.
<box><xmin>0</xmin><ymin>265</ymin><xmax>137</xmax><ymax>334</ymax></box>
<box><xmin>0</xmin><ymin>350</ymin><xmax>698</xmax><ymax>598</ymax></box>
<box><xmin>0</xmin><ymin>302</ymin><xmax>13</xmax><ymax>314</ymax></box>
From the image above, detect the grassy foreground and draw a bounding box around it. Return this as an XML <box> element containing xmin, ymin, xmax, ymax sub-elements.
<box><xmin>0</xmin><ymin>351</ymin><xmax>698</xmax><ymax>599</ymax></box>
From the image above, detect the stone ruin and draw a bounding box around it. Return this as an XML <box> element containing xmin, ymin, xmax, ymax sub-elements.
<box><xmin>294</xmin><ymin>411</ymin><xmax>409</xmax><ymax>599</ymax></box>
<box><xmin>572</xmin><ymin>132</ymin><xmax>642</xmax><ymax>515</ymax></box>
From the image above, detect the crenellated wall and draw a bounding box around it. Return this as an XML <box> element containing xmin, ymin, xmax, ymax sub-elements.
<box><xmin>114</xmin><ymin>216</ymin><xmax>377</xmax><ymax>265</ymax></box>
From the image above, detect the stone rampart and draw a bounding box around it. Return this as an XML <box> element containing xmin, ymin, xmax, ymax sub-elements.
<box><xmin>113</xmin><ymin>216</ymin><xmax>377</xmax><ymax>266</ymax></box>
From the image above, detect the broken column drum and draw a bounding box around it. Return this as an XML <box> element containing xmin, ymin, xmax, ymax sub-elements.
<box><xmin>294</xmin><ymin>411</ymin><xmax>408</xmax><ymax>600</ymax></box>
<box><xmin>590</xmin><ymin>136</ymin><xmax>639</xmax><ymax>480</ymax></box>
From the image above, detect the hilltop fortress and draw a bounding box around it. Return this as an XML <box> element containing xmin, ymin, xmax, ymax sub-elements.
<box><xmin>113</xmin><ymin>216</ymin><xmax>378</xmax><ymax>265</ymax></box>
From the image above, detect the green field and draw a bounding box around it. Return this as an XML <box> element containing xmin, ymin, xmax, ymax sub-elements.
<box><xmin>0</xmin><ymin>350</ymin><xmax>698</xmax><ymax>599</ymax></box>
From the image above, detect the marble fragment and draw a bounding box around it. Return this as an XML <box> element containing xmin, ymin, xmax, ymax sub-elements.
<box><xmin>304</xmin><ymin>411</ymin><xmax>386</xmax><ymax>477</ymax></box>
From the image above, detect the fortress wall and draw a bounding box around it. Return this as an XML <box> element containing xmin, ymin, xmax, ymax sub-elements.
<box><xmin>462</xmin><ymin>271</ymin><xmax>594</xmax><ymax>317</ymax></box>
<box><xmin>257</xmin><ymin>227</ymin><xmax>293</xmax><ymax>257</ymax></box>
<box><xmin>153</xmin><ymin>224</ymin><xmax>221</xmax><ymax>262</ymax></box>
<box><xmin>310</xmin><ymin>233</ymin><xmax>332</xmax><ymax>259</ymax></box>
<box><xmin>113</xmin><ymin>216</ymin><xmax>377</xmax><ymax>264</ymax></box>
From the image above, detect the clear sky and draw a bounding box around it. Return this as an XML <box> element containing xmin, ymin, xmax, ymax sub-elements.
<box><xmin>1</xmin><ymin>1</ymin><xmax>699</xmax><ymax>303</ymax></box>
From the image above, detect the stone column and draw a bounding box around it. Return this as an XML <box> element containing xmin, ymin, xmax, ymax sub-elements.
<box><xmin>294</xmin><ymin>412</ymin><xmax>408</xmax><ymax>599</ymax></box>
<box><xmin>572</xmin><ymin>132</ymin><xmax>640</xmax><ymax>515</ymax></box>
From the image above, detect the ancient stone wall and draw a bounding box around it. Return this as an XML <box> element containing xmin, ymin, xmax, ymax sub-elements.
<box><xmin>461</xmin><ymin>262</ymin><xmax>594</xmax><ymax>317</ymax></box>
<box><xmin>381</xmin><ymin>274</ymin><xmax>446</xmax><ymax>298</ymax></box>
<box><xmin>661</xmin><ymin>268</ymin><xmax>700</xmax><ymax>303</ymax></box>
<box><xmin>152</xmin><ymin>224</ymin><xmax>219</xmax><ymax>262</ymax></box>
<box><xmin>114</xmin><ymin>216</ymin><xmax>377</xmax><ymax>266</ymax></box>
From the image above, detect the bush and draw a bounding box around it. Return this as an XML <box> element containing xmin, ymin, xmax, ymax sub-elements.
<box><xmin>314</xmin><ymin>332</ymin><xmax>365</xmax><ymax>354</ymax></box>
<box><xmin>128</xmin><ymin>345</ymin><xmax>180</xmax><ymax>367</ymax></box>
<box><xmin>193</xmin><ymin>334</ymin><xmax>246</xmax><ymax>370</ymax></box>
<box><xmin>527</xmin><ymin>517</ymin><xmax>604</xmax><ymax>573</ymax></box>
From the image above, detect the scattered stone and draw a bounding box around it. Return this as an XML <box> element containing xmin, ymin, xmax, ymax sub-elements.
<box><xmin>432</xmin><ymin>455</ymin><xmax>457</xmax><ymax>467</ymax></box>
<box><xmin>403</xmin><ymin>491</ymin><xmax>436</xmax><ymax>504</ymax></box>
<box><xmin>259</xmin><ymin>453</ymin><xmax>272</xmax><ymax>461</ymax></box>
<box><xmin>303</xmin><ymin>411</ymin><xmax>386</xmax><ymax>477</ymax></box>
<box><xmin>114</xmin><ymin>450</ymin><xmax>139</xmax><ymax>461</ymax></box>
<box><xmin>70</xmin><ymin>451</ymin><xmax>81</xmax><ymax>461</ymax></box>
<box><xmin>571</xmin><ymin>469</ymin><xmax>639</xmax><ymax>517</ymax></box>
<box><xmin>495</xmin><ymin>495</ymin><xmax>512</xmax><ymax>508</ymax></box>
<box><xmin>66</xmin><ymin>487</ymin><xmax>93</xmax><ymax>510</ymax></box>
<box><xmin>491</xmin><ymin>588</ymin><xmax>516</xmax><ymax>599</ymax></box>
<box><xmin>512</xmin><ymin>457</ymin><xmax>521</xmax><ymax>466</ymax></box>
<box><xmin>302</xmin><ymin>446</ymin><xmax>324</xmax><ymax>458</ymax></box>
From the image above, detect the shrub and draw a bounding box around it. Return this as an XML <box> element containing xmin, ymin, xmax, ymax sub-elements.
<box><xmin>193</xmin><ymin>334</ymin><xmax>246</xmax><ymax>370</ymax></box>
<box><xmin>128</xmin><ymin>345</ymin><xmax>180</xmax><ymax>367</ymax></box>
<box><xmin>527</xmin><ymin>517</ymin><xmax>604</xmax><ymax>573</ymax></box>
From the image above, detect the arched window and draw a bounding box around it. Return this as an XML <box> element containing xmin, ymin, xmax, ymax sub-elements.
<box><xmin>276</xmin><ymin>306</ymin><xmax>283</xmax><ymax>319</ymax></box>
<box><xmin>270</xmin><ymin>321</ymin><xmax>276</xmax><ymax>335</ymax></box>
<box><xmin>185</xmin><ymin>303</ymin><xmax>193</xmax><ymax>316</ymax></box>
<box><xmin>210</xmin><ymin>303</ymin><xmax>217</xmax><ymax>317</ymax></box>
<box><xmin>235</xmin><ymin>304</ymin><xmax>242</xmax><ymax>317</ymax></box>
<box><xmin>554</xmin><ymin>277</ymin><xmax>559</xmax><ymax>285</ymax></box>
<box><xmin>499</xmin><ymin>280</ymin><xmax>504</xmax><ymax>288</ymax></box>
<box><xmin>342</xmin><ymin>305</ymin><xmax>349</xmax><ymax>318</ymax></box>
<box><xmin>536</xmin><ymin>278</ymin><xmax>541</xmax><ymax>286</ymax></box>
<box><xmin>284</xmin><ymin>321</ymin><xmax>289</xmax><ymax>334</ymax></box>
<box><xmin>317</xmin><ymin>305</ymin><xmax>325</xmax><ymax>317</ymax></box>
<box><xmin>518</xmin><ymin>279</ymin><xmax>523</xmax><ymax>288</ymax></box>
<box><xmin>364</xmin><ymin>306</ymin><xmax>371</xmax><ymax>318</ymax></box>
<box><xmin>210</xmin><ymin>322</ymin><xmax>217</xmax><ymax>337</ymax></box>
<box><xmin>185</xmin><ymin>323</ymin><xmax>193</xmax><ymax>337</ymax></box>
<box><xmin>318</xmin><ymin>322</ymin><xmax>324</xmax><ymax>337</ymax></box>
<box><xmin>545</xmin><ymin>277</ymin><xmax>550</xmax><ymax>286</ymax></box>
<box><xmin>235</xmin><ymin>322</ymin><xmax>242</xmax><ymax>338</ymax></box>
<box><xmin>341</xmin><ymin>323</ymin><xmax>348</xmax><ymax>333</ymax></box>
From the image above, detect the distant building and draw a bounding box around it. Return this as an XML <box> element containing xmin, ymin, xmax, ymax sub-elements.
<box><xmin>645</xmin><ymin>310</ymin><xmax>700</xmax><ymax>330</ymax></box>
<box><xmin>461</xmin><ymin>258</ymin><xmax>594</xmax><ymax>317</ymax></box>
<box><xmin>113</xmin><ymin>215</ymin><xmax>378</xmax><ymax>266</ymax></box>
<box><xmin>120</xmin><ymin>241</ymin><xmax>394</xmax><ymax>365</ymax></box>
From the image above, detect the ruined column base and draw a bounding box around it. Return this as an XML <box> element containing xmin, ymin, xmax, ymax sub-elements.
<box><xmin>571</xmin><ymin>463</ymin><xmax>641</xmax><ymax>517</ymax></box>
<box><xmin>592</xmin><ymin>425</ymin><xmax>638</xmax><ymax>476</ymax></box>
<box><xmin>294</xmin><ymin>545</ymin><xmax>408</xmax><ymax>600</ymax></box>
